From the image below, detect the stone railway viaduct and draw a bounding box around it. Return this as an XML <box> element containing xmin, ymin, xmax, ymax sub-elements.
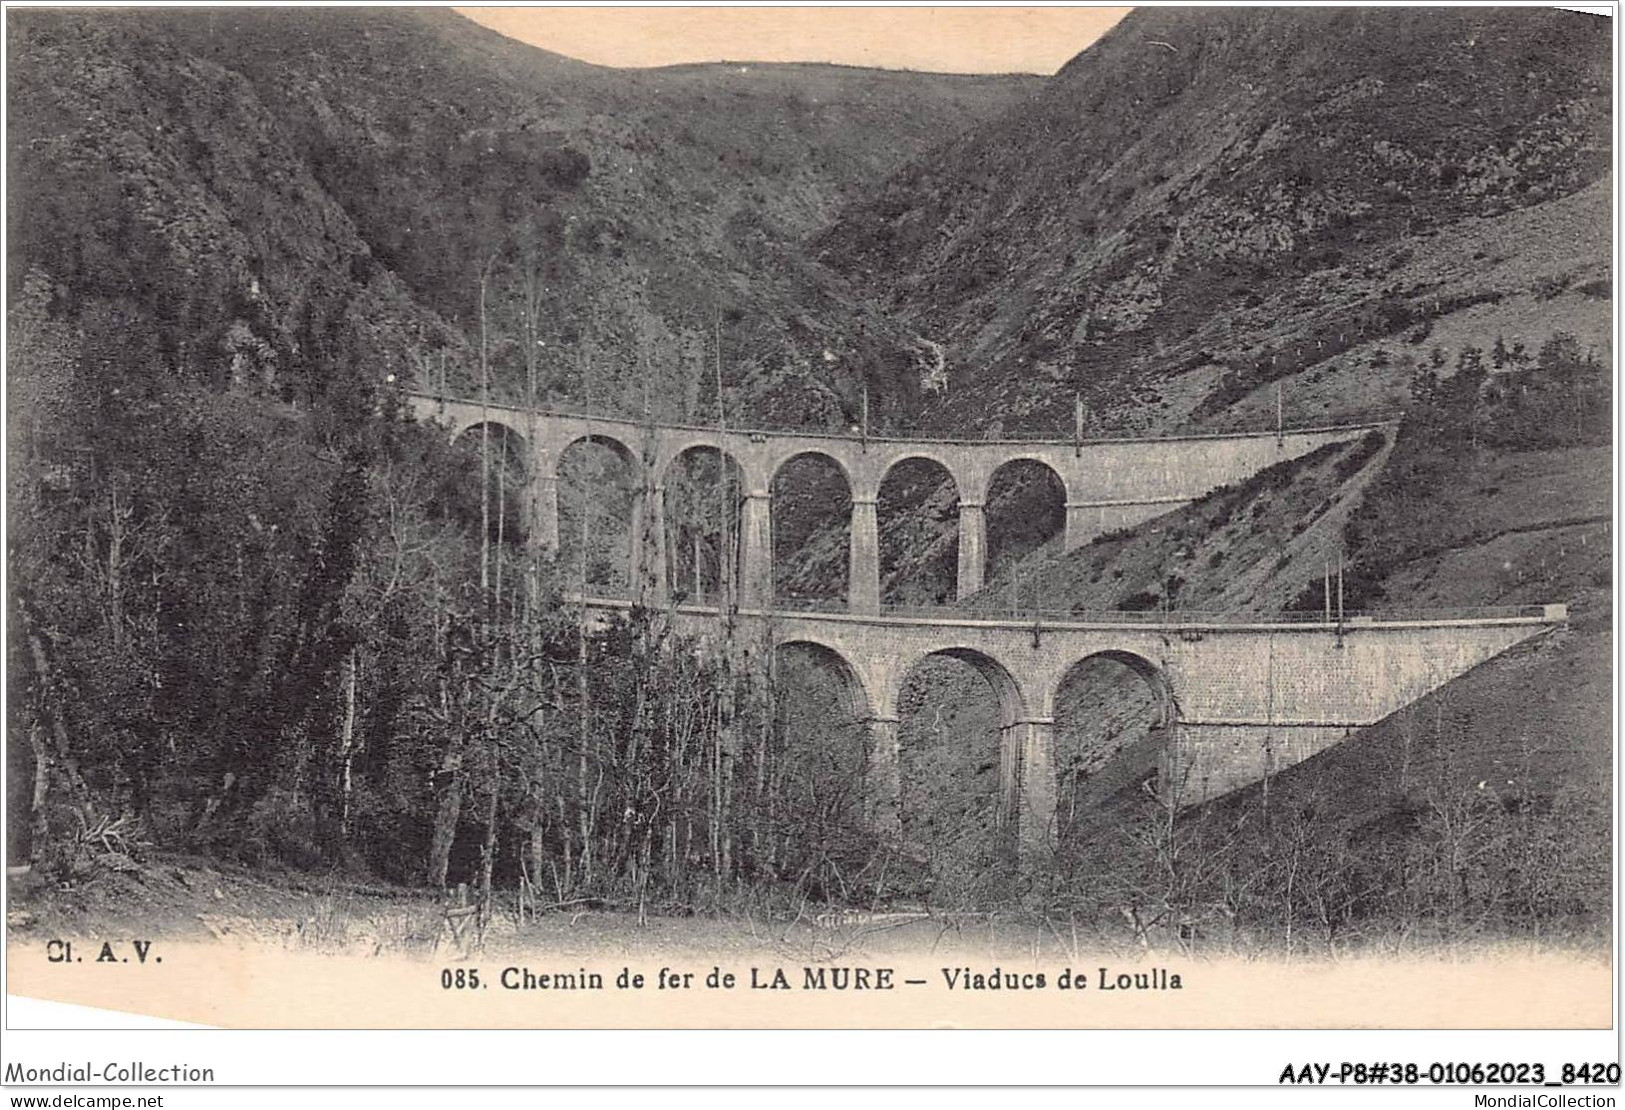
<box><xmin>407</xmin><ymin>392</ymin><xmax>1386</xmax><ymax>609</ymax></box>
<box><xmin>407</xmin><ymin>393</ymin><xmax>1567</xmax><ymax>851</ymax></box>
<box><xmin>584</xmin><ymin>599</ymin><xmax>1563</xmax><ymax>851</ymax></box>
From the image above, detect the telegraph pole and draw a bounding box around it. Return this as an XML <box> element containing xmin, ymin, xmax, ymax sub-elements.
<box><xmin>860</xmin><ymin>384</ymin><xmax>869</xmax><ymax>453</ymax></box>
<box><xmin>715</xmin><ymin>311</ymin><xmax>731</xmax><ymax>615</ymax></box>
<box><xmin>1323</xmin><ymin>559</ymin><xmax>1332</xmax><ymax>625</ymax></box>
<box><xmin>1335</xmin><ymin>547</ymin><xmax>1346</xmax><ymax>646</ymax></box>
<box><xmin>1276</xmin><ymin>381</ymin><xmax>1284</xmax><ymax>449</ymax></box>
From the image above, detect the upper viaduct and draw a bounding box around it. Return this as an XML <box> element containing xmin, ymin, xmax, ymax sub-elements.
<box><xmin>406</xmin><ymin>392</ymin><xmax>1567</xmax><ymax>851</ymax></box>
<box><xmin>405</xmin><ymin>392</ymin><xmax>1385</xmax><ymax>609</ymax></box>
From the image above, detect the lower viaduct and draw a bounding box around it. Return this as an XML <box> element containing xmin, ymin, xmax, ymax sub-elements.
<box><xmin>584</xmin><ymin>598</ymin><xmax>1564</xmax><ymax>852</ymax></box>
<box><xmin>407</xmin><ymin>392</ymin><xmax>1567</xmax><ymax>852</ymax></box>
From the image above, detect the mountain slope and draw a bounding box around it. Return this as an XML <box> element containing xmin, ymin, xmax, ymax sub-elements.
<box><xmin>814</xmin><ymin>6</ymin><xmax>1610</xmax><ymax>436</ymax></box>
<box><xmin>8</xmin><ymin>7</ymin><xmax>1039</xmax><ymax>426</ymax></box>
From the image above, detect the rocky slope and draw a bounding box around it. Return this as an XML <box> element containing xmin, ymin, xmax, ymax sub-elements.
<box><xmin>815</xmin><ymin>6</ymin><xmax>1611</xmax><ymax>437</ymax></box>
<box><xmin>782</xmin><ymin>5</ymin><xmax>1611</xmax><ymax>614</ymax></box>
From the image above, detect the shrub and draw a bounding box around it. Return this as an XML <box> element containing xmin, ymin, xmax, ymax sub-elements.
<box><xmin>1117</xmin><ymin>589</ymin><xmax>1159</xmax><ymax>611</ymax></box>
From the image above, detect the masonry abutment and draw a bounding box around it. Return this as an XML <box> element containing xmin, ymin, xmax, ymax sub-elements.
<box><xmin>1062</xmin><ymin>501</ymin><xmax>1090</xmax><ymax>552</ymax></box>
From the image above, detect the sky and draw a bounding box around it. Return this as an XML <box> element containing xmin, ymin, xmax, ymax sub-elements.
<box><xmin>456</xmin><ymin>6</ymin><xmax>1131</xmax><ymax>74</ymax></box>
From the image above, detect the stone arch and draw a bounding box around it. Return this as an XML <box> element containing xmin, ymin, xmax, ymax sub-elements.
<box><xmin>982</xmin><ymin>456</ymin><xmax>1067</xmax><ymax>587</ymax></box>
<box><xmin>770</xmin><ymin>447</ymin><xmax>854</xmax><ymax>494</ymax></box>
<box><xmin>975</xmin><ymin>451</ymin><xmax>1070</xmax><ymax>504</ymax></box>
<box><xmin>1079</xmin><ymin>650</ymin><xmax>1172</xmax><ymax>724</ymax></box>
<box><xmin>772</xmin><ymin>636</ymin><xmax>877</xmax><ymax>850</ymax></box>
<box><xmin>1049</xmin><ymin>649</ymin><xmax>1173</xmax><ymax>723</ymax></box>
<box><xmin>889</xmin><ymin>645</ymin><xmax>1025</xmax><ymax>857</ymax></box>
<box><xmin>885</xmin><ymin>645</ymin><xmax>1027</xmax><ymax>727</ymax></box>
<box><xmin>557</xmin><ymin>431</ymin><xmax>645</xmax><ymax>591</ymax></box>
<box><xmin>661</xmin><ymin>442</ymin><xmax>747</xmax><ymax>602</ymax></box>
<box><xmin>770</xmin><ymin>451</ymin><xmax>853</xmax><ymax>607</ymax></box>
<box><xmin>559</xmin><ymin>430</ymin><xmax>641</xmax><ymax>483</ymax></box>
<box><xmin>877</xmin><ymin>451</ymin><xmax>961</xmax><ymax>502</ymax></box>
<box><xmin>774</xmin><ymin>638</ymin><xmax>873</xmax><ymax>722</ymax></box>
<box><xmin>657</xmin><ymin>435</ymin><xmax>732</xmax><ymax>490</ymax></box>
<box><xmin>451</xmin><ymin>420</ymin><xmax>532</xmax><ymax>546</ymax></box>
<box><xmin>876</xmin><ymin>455</ymin><xmax>962</xmax><ymax>605</ymax></box>
<box><xmin>451</xmin><ymin>419</ymin><xmax>528</xmax><ymax>462</ymax></box>
<box><xmin>1049</xmin><ymin>649</ymin><xmax>1175</xmax><ymax>835</ymax></box>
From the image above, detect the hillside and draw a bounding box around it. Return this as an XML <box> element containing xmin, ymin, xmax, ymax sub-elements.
<box><xmin>773</xmin><ymin>4</ymin><xmax>1612</xmax><ymax>610</ymax></box>
<box><xmin>815</xmin><ymin>6</ymin><xmax>1611</xmax><ymax>437</ymax></box>
<box><xmin>7</xmin><ymin>7</ymin><xmax>1038</xmax><ymax>428</ymax></box>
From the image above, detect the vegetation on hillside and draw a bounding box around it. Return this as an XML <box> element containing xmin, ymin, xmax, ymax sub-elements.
<box><xmin>7</xmin><ymin>8</ymin><xmax>1037</xmax><ymax>438</ymax></box>
<box><xmin>8</xmin><ymin>290</ymin><xmax>888</xmax><ymax>908</ymax></box>
<box><xmin>1039</xmin><ymin>738</ymin><xmax>1609</xmax><ymax>955</ymax></box>
<box><xmin>815</xmin><ymin>7</ymin><xmax>1610</xmax><ymax>437</ymax></box>
<box><xmin>1304</xmin><ymin>332</ymin><xmax>1611</xmax><ymax>614</ymax></box>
